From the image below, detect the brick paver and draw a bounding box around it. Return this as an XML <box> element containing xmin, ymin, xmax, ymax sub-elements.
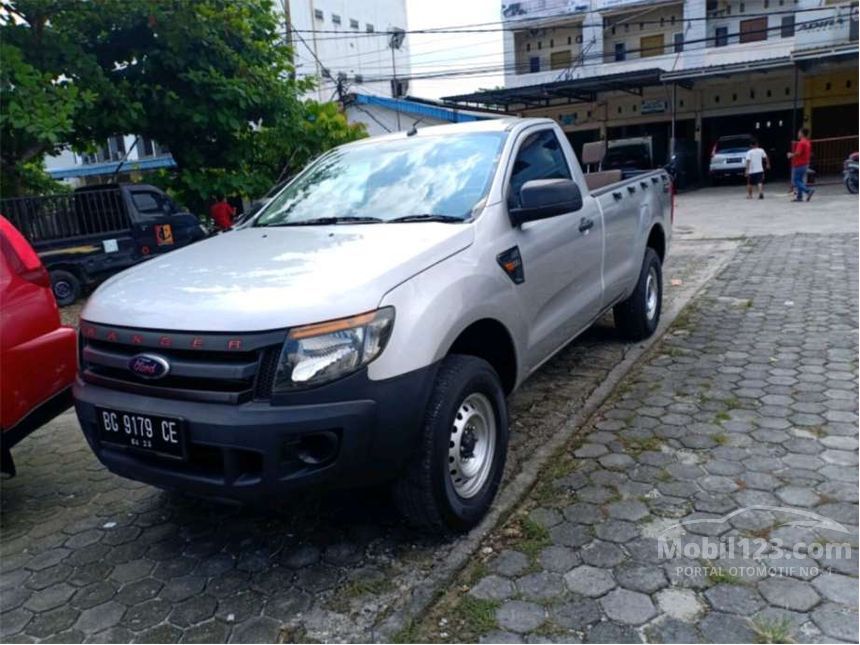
<box><xmin>416</xmin><ymin>234</ymin><xmax>859</xmax><ymax>644</ymax></box>
<box><xmin>0</xmin><ymin>240</ymin><xmax>725</xmax><ymax>643</ymax></box>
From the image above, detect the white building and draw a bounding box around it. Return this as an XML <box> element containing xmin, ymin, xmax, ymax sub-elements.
<box><xmin>279</xmin><ymin>0</ymin><xmax>412</xmax><ymax>109</ymax></box>
<box><xmin>445</xmin><ymin>0</ymin><xmax>858</xmax><ymax>182</ymax></box>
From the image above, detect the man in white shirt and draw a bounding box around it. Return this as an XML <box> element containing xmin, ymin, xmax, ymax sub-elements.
<box><xmin>745</xmin><ymin>140</ymin><xmax>769</xmax><ymax>200</ymax></box>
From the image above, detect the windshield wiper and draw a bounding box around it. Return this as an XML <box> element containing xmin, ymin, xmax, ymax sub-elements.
<box><xmin>388</xmin><ymin>214</ymin><xmax>465</xmax><ymax>223</ymax></box>
<box><xmin>267</xmin><ymin>216</ymin><xmax>383</xmax><ymax>226</ymax></box>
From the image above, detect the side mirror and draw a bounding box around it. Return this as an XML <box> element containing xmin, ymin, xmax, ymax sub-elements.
<box><xmin>509</xmin><ymin>179</ymin><xmax>583</xmax><ymax>227</ymax></box>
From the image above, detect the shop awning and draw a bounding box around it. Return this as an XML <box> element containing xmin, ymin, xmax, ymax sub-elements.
<box><xmin>442</xmin><ymin>68</ymin><xmax>672</xmax><ymax>110</ymax></box>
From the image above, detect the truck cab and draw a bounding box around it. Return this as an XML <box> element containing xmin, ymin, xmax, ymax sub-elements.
<box><xmin>72</xmin><ymin>118</ymin><xmax>671</xmax><ymax>533</ymax></box>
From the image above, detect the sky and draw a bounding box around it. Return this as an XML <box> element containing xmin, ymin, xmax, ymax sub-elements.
<box><xmin>405</xmin><ymin>0</ymin><xmax>504</xmax><ymax>99</ymax></box>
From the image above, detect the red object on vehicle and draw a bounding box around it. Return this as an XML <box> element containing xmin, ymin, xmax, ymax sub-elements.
<box><xmin>0</xmin><ymin>215</ymin><xmax>77</xmax><ymax>476</ymax></box>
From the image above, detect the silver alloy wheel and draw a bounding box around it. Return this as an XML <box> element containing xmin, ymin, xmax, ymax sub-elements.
<box><xmin>645</xmin><ymin>266</ymin><xmax>659</xmax><ymax>322</ymax></box>
<box><xmin>448</xmin><ymin>392</ymin><xmax>496</xmax><ymax>499</ymax></box>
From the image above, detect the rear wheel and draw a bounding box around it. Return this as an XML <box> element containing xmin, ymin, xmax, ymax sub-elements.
<box><xmin>50</xmin><ymin>270</ymin><xmax>81</xmax><ymax>306</ymax></box>
<box><xmin>393</xmin><ymin>355</ymin><xmax>508</xmax><ymax>534</ymax></box>
<box><xmin>614</xmin><ymin>248</ymin><xmax>662</xmax><ymax>341</ymax></box>
<box><xmin>846</xmin><ymin>173</ymin><xmax>858</xmax><ymax>194</ymax></box>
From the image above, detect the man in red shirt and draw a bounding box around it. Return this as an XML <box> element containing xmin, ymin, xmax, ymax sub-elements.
<box><xmin>209</xmin><ymin>196</ymin><xmax>236</xmax><ymax>231</ymax></box>
<box><xmin>787</xmin><ymin>128</ymin><xmax>814</xmax><ymax>202</ymax></box>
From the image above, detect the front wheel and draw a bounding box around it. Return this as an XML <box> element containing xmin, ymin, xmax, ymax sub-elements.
<box><xmin>845</xmin><ymin>173</ymin><xmax>858</xmax><ymax>194</ymax></box>
<box><xmin>393</xmin><ymin>355</ymin><xmax>509</xmax><ymax>534</ymax></box>
<box><xmin>614</xmin><ymin>248</ymin><xmax>663</xmax><ymax>341</ymax></box>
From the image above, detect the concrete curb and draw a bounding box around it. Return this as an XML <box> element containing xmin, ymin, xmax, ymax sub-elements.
<box><xmin>374</xmin><ymin>241</ymin><xmax>741</xmax><ymax>642</ymax></box>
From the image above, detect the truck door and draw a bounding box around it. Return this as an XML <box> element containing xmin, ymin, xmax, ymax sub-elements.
<box><xmin>126</xmin><ymin>188</ymin><xmax>204</xmax><ymax>256</ymax></box>
<box><xmin>505</xmin><ymin>128</ymin><xmax>604</xmax><ymax>371</ymax></box>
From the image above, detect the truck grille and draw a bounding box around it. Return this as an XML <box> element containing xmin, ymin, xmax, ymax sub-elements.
<box><xmin>79</xmin><ymin>322</ymin><xmax>286</xmax><ymax>404</ymax></box>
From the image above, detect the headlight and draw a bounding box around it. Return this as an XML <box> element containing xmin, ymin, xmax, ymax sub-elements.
<box><xmin>272</xmin><ymin>307</ymin><xmax>395</xmax><ymax>391</ymax></box>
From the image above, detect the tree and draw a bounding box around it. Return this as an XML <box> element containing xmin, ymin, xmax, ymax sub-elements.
<box><xmin>0</xmin><ymin>0</ymin><xmax>365</xmax><ymax>203</ymax></box>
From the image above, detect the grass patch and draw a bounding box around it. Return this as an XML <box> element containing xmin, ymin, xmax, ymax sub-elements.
<box><xmin>531</xmin><ymin>453</ymin><xmax>577</xmax><ymax>507</ymax></box>
<box><xmin>657</xmin><ymin>468</ymin><xmax>672</xmax><ymax>482</ymax></box>
<box><xmin>451</xmin><ymin>596</ymin><xmax>500</xmax><ymax>636</ymax></box>
<box><xmin>753</xmin><ymin>617</ymin><xmax>795</xmax><ymax>644</ymax></box>
<box><xmin>714</xmin><ymin>411</ymin><xmax>731</xmax><ymax>423</ymax></box>
<box><xmin>514</xmin><ymin>517</ymin><xmax>552</xmax><ymax>560</ymax></box>
<box><xmin>620</xmin><ymin>435</ymin><xmax>663</xmax><ymax>455</ymax></box>
<box><xmin>390</xmin><ymin>620</ymin><xmax>420</xmax><ymax>644</ymax></box>
<box><xmin>708</xmin><ymin>569</ymin><xmax>741</xmax><ymax>585</ymax></box>
<box><xmin>713</xmin><ymin>432</ymin><xmax>730</xmax><ymax>445</ymax></box>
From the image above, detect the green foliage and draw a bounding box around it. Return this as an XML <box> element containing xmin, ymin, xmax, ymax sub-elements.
<box><xmin>0</xmin><ymin>0</ymin><xmax>366</xmax><ymax>202</ymax></box>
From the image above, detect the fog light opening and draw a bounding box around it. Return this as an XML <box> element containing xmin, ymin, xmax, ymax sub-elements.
<box><xmin>296</xmin><ymin>431</ymin><xmax>339</xmax><ymax>466</ymax></box>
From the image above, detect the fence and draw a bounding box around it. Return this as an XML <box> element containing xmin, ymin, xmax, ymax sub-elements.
<box><xmin>1</xmin><ymin>189</ymin><xmax>130</xmax><ymax>245</ymax></box>
<box><xmin>811</xmin><ymin>135</ymin><xmax>858</xmax><ymax>177</ymax></box>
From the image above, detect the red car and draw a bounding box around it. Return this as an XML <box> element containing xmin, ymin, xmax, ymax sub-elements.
<box><xmin>0</xmin><ymin>216</ymin><xmax>77</xmax><ymax>476</ymax></box>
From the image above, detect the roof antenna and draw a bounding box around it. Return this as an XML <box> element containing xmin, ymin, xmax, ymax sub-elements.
<box><xmin>406</xmin><ymin>118</ymin><xmax>423</xmax><ymax>136</ymax></box>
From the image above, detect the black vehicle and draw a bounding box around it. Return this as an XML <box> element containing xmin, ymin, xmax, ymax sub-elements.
<box><xmin>1</xmin><ymin>184</ymin><xmax>205</xmax><ymax>305</ymax></box>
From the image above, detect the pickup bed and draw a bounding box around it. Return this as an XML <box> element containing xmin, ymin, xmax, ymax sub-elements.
<box><xmin>73</xmin><ymin>118</ymin><xmax>672</xmax><ymax>533</ymax></box>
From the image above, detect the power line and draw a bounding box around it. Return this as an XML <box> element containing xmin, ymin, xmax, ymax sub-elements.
<box><xmin>320</xmin><ymin>15</ymin><xmax>850</xmax><ymax>84</ymax></box>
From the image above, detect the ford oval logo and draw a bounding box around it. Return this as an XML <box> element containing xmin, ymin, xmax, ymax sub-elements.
<box><xmin>128</xmin><ymin>354</ymin><xmax>171</xmax><ymax>380</ymax></box>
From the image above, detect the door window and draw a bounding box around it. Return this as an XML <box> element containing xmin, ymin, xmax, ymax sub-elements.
<box><xmin>130</xmin><ymin>191</ymin><xmax>172</xmax><ymax>220</ymax></box>
<box><xmin>508</xmin><ymin>130</ymin><xmax>572</xmax><ymax>209</ymax></box>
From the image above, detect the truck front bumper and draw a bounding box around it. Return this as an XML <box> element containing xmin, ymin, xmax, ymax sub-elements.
<box><xmin>73</xmin><ymin>365</ymin><xmax>437</xmax><ymax>504</ymax></box>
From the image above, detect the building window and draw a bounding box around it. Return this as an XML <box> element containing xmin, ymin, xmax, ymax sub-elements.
<box><xmin>740</xmin><ymin>2</ymin><xmax>745</xmax><ymax>12</ymax></box>
<box><xmin>714</xmin><ymin>26</ymin><xmax>729</xmax><ymax>46</ymax></box>
<box><xmin>614</xmin><ymin>42</ymin><xmax>626</xmax><ymax>61</ymax></box>
<box><xmin>366</xmin><ymin>23</ymin><xmax>374</xmax><ymax>32</ymax></box>
<box><xmin>314</xmin><ymin>8</ymin><xmax>323</xmax><ymax>20</ymax></box>
<box><xmin>349</xmin><ymin>18</ymin><xmax>359</xmax><ymax>29</ymax></box>
<box><xmin>781</xmin><ymin>15</ymin><xmax>795</xmax><ymax>37</ymax></box>
<box><xmin>567</xmin><ymin>36</ymin><xmax>572</xmax><ymax>44</ymax></box>
<box><xmin>739</xmin><ymin>17</ymin><xmax>767</xmax><ymax>43</ymax></box>
<box><xmin>331</xmin><ymin>13</ymin><xmax>341</xmax><ymax>25</ymax></box>
<box><xmin>674</xmin><ymin>32</ymin><xmax>684</xmax><ymax>52</ymax></box>
<box><xmin>640</xmin><ymin>34</ymin><xmax>665</xmax><ymax>57</ymax></box>
<box><xmin>550</xmin><ymin>50</ymin><xmax>572</xmax><ymax>70</ymax></box>
<box><xmin>550</xmin><ymin>39</ymin><xmax>554</xmax><ymax>47</ymax></box>
<box><xmin>537</xmin><ymin>41</ymin><xmax>542</xmax><ymax>49</ymax></box>
<box><xmin>529</xmin><ymin>56</ymin><xmax>540</xmax><ymax>73</ymax></box>
<box><xmin>526</xmin><ymin>43</ymin><xmax>531</xmax><ymax>52</ymax></box>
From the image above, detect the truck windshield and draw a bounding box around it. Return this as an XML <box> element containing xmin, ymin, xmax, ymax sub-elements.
<box><xmin>255</xmin><ymin>132</ymin><xmax>506</xmax><ymax>226</ymax></box>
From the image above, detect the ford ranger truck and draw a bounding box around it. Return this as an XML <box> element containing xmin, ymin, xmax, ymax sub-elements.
<box><xmin>74</xmin><ymin>118</ymin><xmax>672</xmax><ymax>533</ymax></box>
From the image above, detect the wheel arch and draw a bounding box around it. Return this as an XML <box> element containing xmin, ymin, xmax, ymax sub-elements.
<box><xmin>446</xmin><ymin>318</ymin><xmax>518</xmax><ymax>395</ymax></box>
<box><xmin>647</xmin><ymin>223</ymin><xmax>666</xmax><ymax>263</ymax></box>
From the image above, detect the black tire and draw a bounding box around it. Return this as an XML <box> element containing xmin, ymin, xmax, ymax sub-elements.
<box><xmin>393</xmin><ymin>355</ymin><xmax>509</xmax><ymax>534</ymax></box>
<box><xmin>846</xmin><ymin>175</ymin><xmax>858</xmax><ymax>195</ymax></box>
<box><xmin>614</xmin><ymin>247</ymin><xmax>662</xmax><ymax>341</ymax></box>
<box><xmin>50</xmin><ymin>269</ymin><xmax>81</xmax><ymax>306</ymax></box>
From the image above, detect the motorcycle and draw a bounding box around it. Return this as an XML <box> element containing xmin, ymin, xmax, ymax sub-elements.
<box><xmin>844</xmin><ymin>152</ymin><xmax>858</xmax><ymax>194</ymax></box>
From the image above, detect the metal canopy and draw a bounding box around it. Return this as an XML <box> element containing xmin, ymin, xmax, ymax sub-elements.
<box><xmin>442</xmin><ymin>68</ymin><xmax>672</xmax><ymax>110</ymax></box>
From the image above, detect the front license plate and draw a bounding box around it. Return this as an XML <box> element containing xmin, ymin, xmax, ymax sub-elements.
<box><xmin>96</xmin><ymin>407</ymin><xmax>186</xmax><ymax>460</ymax></box>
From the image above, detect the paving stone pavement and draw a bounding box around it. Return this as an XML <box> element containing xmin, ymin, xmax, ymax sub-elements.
<box><xmin>0</xmin><ymin>239</ymin><xmax>731</xmax><ymax>643</ymax></box>
<box><xmin>416</xmin><ymin>234</ymin><xmax>859</xmax><ymax>644</ymax></box>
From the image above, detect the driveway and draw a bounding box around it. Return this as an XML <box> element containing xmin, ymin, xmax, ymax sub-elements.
<box><xmin>1</xmin><ymin>186</ymin><xmax>856</xmax><ymax>643</ymax></box>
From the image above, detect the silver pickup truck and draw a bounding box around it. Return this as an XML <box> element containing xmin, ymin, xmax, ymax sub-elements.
<box><xmin>74</xmin><ymin>118</ymin><xmax>672</xmax><ymax>533</ymax></box>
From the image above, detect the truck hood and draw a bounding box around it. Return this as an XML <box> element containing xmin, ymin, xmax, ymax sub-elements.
<box><xmin>82</xmin><ymin>224</ymin><xmax>473</xmax><ymax>332</ymax></box>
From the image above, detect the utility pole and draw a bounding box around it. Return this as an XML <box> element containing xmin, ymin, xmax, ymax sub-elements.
<box><xmin>389</xmin><ymin>28</ymin><xmax>406</xmax><ymax>130</ymax></box>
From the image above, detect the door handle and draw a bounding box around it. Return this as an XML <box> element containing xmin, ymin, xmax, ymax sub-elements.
<box><xmin>579</xmin><ymin>217</ymin><xmax>594</xmax><ymax>233</ymax></box>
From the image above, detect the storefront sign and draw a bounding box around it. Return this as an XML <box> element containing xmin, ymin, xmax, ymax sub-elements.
<box><xmin>641</xmin><ymin>99</ymin><xmax>667</xmax><ymax>115</ymax></box>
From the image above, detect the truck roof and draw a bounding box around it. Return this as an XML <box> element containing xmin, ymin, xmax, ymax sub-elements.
<box><xmin>343</xmin><ymin>117</ymin><xmax>557</xmax><ymax>148</ymax></box>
